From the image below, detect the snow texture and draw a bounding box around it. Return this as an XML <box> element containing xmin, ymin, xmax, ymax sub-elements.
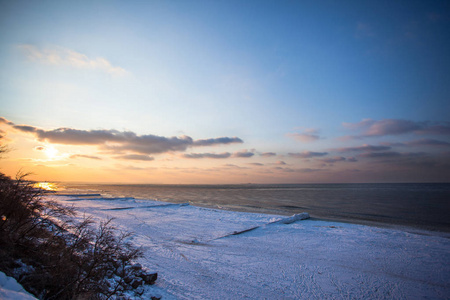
<box><xmin>0</xmin><ymin>272</ymin><xmax>36</xmax><ymax>300</ymax></box>
<box><xmin>46</xmin><ymin>195</ymin><xmax>450</xmax><ymax>299</ymax></box>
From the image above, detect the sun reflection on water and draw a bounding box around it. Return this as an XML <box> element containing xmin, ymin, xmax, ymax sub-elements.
<box><xmin>33</xmin><ymin>182</ymin><xmax>58</xmax><ymax>191</ymax></box>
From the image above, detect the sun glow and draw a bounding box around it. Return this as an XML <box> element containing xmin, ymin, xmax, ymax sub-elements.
<box><xmin>33</xmin><ymin>182</ymin><xmax>58</xmax><ymax>191</ymax></box>
<box><xmin>44</xmin><ymin>146</ymin><xmax>59</xmax><ymax>159</ymax></box>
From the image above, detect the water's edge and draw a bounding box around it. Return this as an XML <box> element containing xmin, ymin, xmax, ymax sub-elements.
<box><xmin>50</xmin><ymin>182</ymin><xmax>450</xmax><ymax>235</ymax></box>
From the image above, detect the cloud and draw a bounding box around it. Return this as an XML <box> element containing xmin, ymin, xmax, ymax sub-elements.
<box><xmin>13</xmin><ymin>125</ymin><xmax>38</xmax><ymax>133</ymax></box>
<box><xmin>233</xmin><ymin>150</ymin><xmax>255</xmax><ymax>158</ymax></box>
<box><xmin>223</xmin><ymin>164</ymin><xmax>249</xmax><ymax>169</ymax></box>
<box><xmin>183</xmin><ymin>152</ymin><xmax>231</xmax><ymax>159</ymax></box>
<box><xmin>343</xmin><ymin>119</ymin><xmax>420</xmax><ymax>136</ymax></box>
<box><xmin>3</xmin><ymin>117</ymin><xmax>244</xmax><ymax>156</ymax></box>
<box><xmin>18</xmin><ymin>44</ymin><xmax>128</xmax><ymax>76</ymax></box>
<box><xmin>0</xmin><ymin>117</ymin><xmax>14</xmax><ymax>125</ymax></box>
<box><xmin>334</xmin><ymin>144</ymin><xmax>391</xmax><ymax>153</ymax></box>
<box><xmin>287</xmin><ymin>128</ymin><xmax>320</xmax><ymax>143</ymax></box>
<box><xmin>70</xmin><ymin>154</ymin><xmax>102</xmax><ymax>160</ymax></box>
<box><xmin>297</xmin><ymin>168</ymin><xmax>324</xmax><ymax>173</ymax></box>
<box><xmin>406</xmin><ymin>139</ymin><xmax>450</xmax><ymax>147</ymax></box>
<box><xmin>114</xmin><ymin>154</ymin><xmax>154</xmax><ymax>161</ymax></box>
<box><xmin>318</xmin><ymin>156</ymin><xmax>347</xmax><ymax>163</ymax></box>
<box><xmin>260</xmin><ymin>152</ymin><xmax>277</xmax><ymax>157</ymax></box>
<box><xmin>247</xmin><ymin>163</ymin><xmax>264</xmax><ymax>166</ymax></box>
<box><xmin>288</xmin><ymin>151</ymin><xmax>328</xmax><ymax>159</ymax></box>
<box><xmin>183</xmin><ymin>149</ymin><xmax>255</xmax><ymax>159</ymax></box>
<box><xmin>365</xmin><ymin>119</ymin><xmax>423</xmax><ymax>136</ymax></box>
<box><xmin>274</xmin><ymin>166</ymin><xmax>324</xmax><ymax>173</ymax></box>
<box><xmin>192</xmin><ymin>137</ymin><xmax>243</xmax><ymax>146</ymax></box>
<box><xmin>359</xmin><ymin>151</ymin><xmax>425</xmax><ymax>159</ymax></box>
<box><xmin>101</xmin><ymin>134</ymin><xmax>194</xmax><ymax>154</ymax></box>
<box><xmin>342</xmin><ymin>119</ymin><xmax>450</xmax><ymax>138</ymax></box>
<box><xmin>417</xmin><ymin>125</ymin><xmax>450</xmax><ymax>136</ymax></box>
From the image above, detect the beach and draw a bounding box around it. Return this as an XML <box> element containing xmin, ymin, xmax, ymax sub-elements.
<box><xmin>39</xmin><ymin>193</ymin><xmax>450</xmax><ymax>299</ymax></box>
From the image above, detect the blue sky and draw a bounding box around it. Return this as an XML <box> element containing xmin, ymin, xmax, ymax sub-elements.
<box><xmin>1</xmin><ymin>0</ymin><xmax>449</xmax><ymax>183</ymax></box>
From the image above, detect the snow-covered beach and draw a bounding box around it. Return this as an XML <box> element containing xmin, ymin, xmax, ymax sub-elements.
<box><xmin>30</xmin><ymin>194</ymin><xmax>449</xmax><ymax>299</ymax></box>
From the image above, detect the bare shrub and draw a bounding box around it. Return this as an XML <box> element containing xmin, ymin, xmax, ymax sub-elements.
<box><xmin>0</xmin><ymin>172</ymin><xmax>152</xmax><ymax>299</ymax></box>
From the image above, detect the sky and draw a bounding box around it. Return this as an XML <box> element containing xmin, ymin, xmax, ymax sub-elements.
<box><xmin>0</xmin><ymin>0</ymin><xmax>449</xmax><ymax>184</ymax></box>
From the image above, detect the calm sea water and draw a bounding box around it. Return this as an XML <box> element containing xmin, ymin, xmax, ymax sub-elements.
<box><xmin>55</xmin><ymin>183</ymin><xmax>450</xmax><ymax>232</ymax></box>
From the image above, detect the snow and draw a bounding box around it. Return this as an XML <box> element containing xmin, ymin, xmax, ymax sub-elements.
<box><xmin>0</xmin><ymin>272</ymin><xmax>36</xmax><ymax>300</ymax></box>
<box><xmin>47</xmin><ymin>195</ymin><xmax>450</xmax><ymax>299</ymax></box>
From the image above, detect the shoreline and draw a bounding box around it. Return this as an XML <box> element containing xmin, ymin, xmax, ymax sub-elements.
<box><xmin>51</xmin><ymin>190</ymin><xmax>450</xmax><ymax>237</ymax></box>
<box><xmin>185</xmin><ymin>201</ymin><xmax>450</xmax><ymax>238</ymax></box>
<box><xmin>47</xmin><ymin>192</ymin><xmax>450</xmax><ymax>299</ymax></box>
<box><xmin>51</xmin><ymin>181</ymin><xmax>450</xmax><ymax>236</ymax></box>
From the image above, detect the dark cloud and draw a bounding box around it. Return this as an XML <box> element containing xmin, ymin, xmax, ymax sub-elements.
<box><xmin>260</xmin><ymin>152</ymin><xmax>277</xmax><ymax>157</ymax></box>
<box><xmin>406</xmin><ymin>139</ymin><xmax>450</xmax><ymax>147</ymax></box>
<box><xmin>342</xmin><ymin>119</ymin><xmax>450</xmax><ymax>138</ymax></box>
<box><xmin>34</xmin><ymin>146</ymin><xmax>45</xmax><ymax>151</ymax></box>
<box><xmin>359</xmin><ymin>151</ymin><xmax>426</xmax><ymax>159</ymax></box>
<box><xmin>2</xmin><ymin>117</ymin><xmax>243</xmax><ymax>155</ymax></box>
<box><xmin>233</xmin><ymin>150</ymin><xmax>255</xmax><ymax>158</ymax></box>
<box><xmin>288</xmin><ymin>151</ymin><xmax>328</xmax><ymax>158</ymax></box>
<box><xmin>13</xmin><ymin>125</ymin><xmax>38</xmax><ymax>133</ymax></box>
<box><xmin>274</xmin><ymin>167</ymin><xmax>324</xmax><ymax>173</ymax></box>
<box><xmin>192</xmin><ymin>137</ymin><xmax>243</xmax><ymax>146</ymax></box>
<box><xmin>183</xmin><ymin>150</ymin><xmax>255</xmax><ymax>159</ymax></box>
<box><xmin>297</xmin><ymin>168</ymin><xmax>324</xmax><ymax>173</ymax></box>
<box><xmin>276</xmin><ymin>167</ymin><xmax>295</xmax><ymax>173</ymax></box>
<box><xmin>114</xmin><ymin>154</ymin><xmax>154</xmax><ymax>161</ymax></box>
<box><xmin>365</xmin><ymin>119</ymin><xmax>422</xmax><ymax>136</ymax></box>
<box><xmin>70</xmin><ymin>154</ymin><xmax>102</xmax><ymax>160</ymax></box>
<box><xmin>417</xmin><ymin>125</ymin><xmax>450</xmax><ymax>136</ymax></box>
<box><xmin>334</xmin><ymin>144</ymin><xmax>391</xmax><ymax>153</ymax></box>
<box><xmin>318</xmin><ymin>156</ymin><xmax>347</xmax><ymax>163</ymax></box>
<box><xmin>223</xmin><ymin>164</ymin><xmax>249</xmax><ymax>169</ymax></box>
<box><xmin>247</xmin><ymin>162</ymin><xmax>264</xmax><ymax>166</ymax></box>
<box><xmin>101</xmin><ymin>134</ymin><xmax>193</xmax><ymax>154</ymax></box>
<box><xmin>184</xmin><ymin>152</ymin><xmax>231</xmax><ymax>159</ymax></box>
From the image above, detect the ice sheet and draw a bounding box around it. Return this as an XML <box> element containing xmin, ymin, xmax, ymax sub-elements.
<box><xmin>46</xmin><ymin>195</ymin><xmax>450</xmax><ymax>299</ymax></box>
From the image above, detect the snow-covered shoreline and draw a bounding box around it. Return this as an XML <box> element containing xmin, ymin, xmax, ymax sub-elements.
<box><xmin>25</xmin><ymin>194</ymin><xmax>449</xmax><ymax>299</ymax></box>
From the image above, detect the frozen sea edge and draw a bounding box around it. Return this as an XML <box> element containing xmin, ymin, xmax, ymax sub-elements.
<box><xmin>10</xmin><ymin>194</ymin><xmax>450</xmax><ymax>299</ymax></box>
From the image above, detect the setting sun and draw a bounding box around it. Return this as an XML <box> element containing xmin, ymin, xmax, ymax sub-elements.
<box><xmin>32</xmin><ymin>181</ymin><xmax>58</xmax><ymax>191</ymax></box>
<box><xmin>44</xmin><ymin>146</ymin><xmax>59</xmax><ymax>160</ymax></box>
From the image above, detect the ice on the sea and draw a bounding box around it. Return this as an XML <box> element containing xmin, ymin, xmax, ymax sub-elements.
<box><xmin>45</xmin><ymin>194</ymin><xmax>450</xmax><ymax>299</ymax></box>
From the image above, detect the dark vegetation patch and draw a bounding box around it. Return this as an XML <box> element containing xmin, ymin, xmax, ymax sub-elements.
<box><xmin>0</xmin><ymin>171</ymin><xmax>158</xmax><ymax>299</ymax></box>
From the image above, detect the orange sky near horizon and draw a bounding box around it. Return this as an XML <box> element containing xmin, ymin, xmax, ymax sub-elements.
<box><xmin>1</xmin><ymin>118</ymin><xmax>449</xmax><ymax>184</ymax></box>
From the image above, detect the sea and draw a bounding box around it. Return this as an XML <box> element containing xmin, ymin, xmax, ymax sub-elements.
<box><xmin>51</xmin><ymin>182</ymin><xmax>450</xmax><ymax>233</ymax></box>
